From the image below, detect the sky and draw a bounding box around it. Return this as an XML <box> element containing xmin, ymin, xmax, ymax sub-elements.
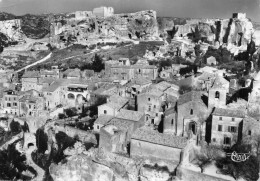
<box><xmin>0</xmin><ymin>0</ymin><xmax>259</xmax><ymax>22</ymax></box>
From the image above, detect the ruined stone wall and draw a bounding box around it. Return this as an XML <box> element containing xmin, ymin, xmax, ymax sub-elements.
<box><xmin>130</xmin><ymin>139</ymin><xmax>182</xmax><ymax>163</ymax></box>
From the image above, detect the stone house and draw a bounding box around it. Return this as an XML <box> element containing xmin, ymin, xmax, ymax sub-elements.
<box><xmin>99</xmin><ymin>124</ymin><xmax>128</xmax><ymax>153</ymax></box>
<box><xmin>99</xmin><ymin>116</ymin><xmax>141</xmax><ymax>153</ymax></box>
<box><xmin>242</xmin><ymin>116</ymin><xmax>260</xmax><ymax>141</ymax></box>
<box><xmin>21</xmin><ymin>71</ymin><xmax>41</xmax><ymax>92</ymax></box>
<box><xmin>211</xmin><ymin>108</ymin><xmax>245</xmax><ymax>148</ymax></box>
<box><xmin>160</xmin><ymin>69</ymin><xmax>173</xmax><ymax>79</ymax></box>
<box><xmin>66</xmin><ymin>83</ymin><xmax>92</xmax><ymax>110</ymax></box>
<box><xmin>208</xmin><ymin>75</ymin><xmax>229</xmax><ymax>109</ymax></box>
<box><xmin>62</xmin><ymin>69</ymin><xmax>82</xmax><ymax>79</ymax></box>
<box><xmin>98</xmin><ymin>96</ymin><xmax>129</xmax><ymax>117</ymax></box>
<box><xmin>137</xmin><ymin>89</ymin><xmax>165</xmax><ymax>126</ymax></box>
<box><xmin>125</xmin><ymin>78</ymin><xmax>152</xmax><ymax>98</ymax></box>
<box><xmin>131</xmin><ymin>127</ymin><xmax>187</xmax><ymax>162</ymax></box>
<box><xmin>93</xmin><ymin>115</ymin><xmax>114</xmax><ymax>132</ymax></box>
<box><xmin>2</xmin><ymin>89</ymin><xmax>20</xmax><ymax>115</ymax></box>
<box><xmin>19</xmin><ymin>90</ymin><xmax>45</xmax><ymax>117</ymax></box>
<box><xmin>177</xmin><ymin>91</ymin><xmax>209</xmax><ymax>138</ymax></box>
<box><xmin>43</xmin><ymin>79</ymin><xmax>69</xmax><ymax>110</ymax></box>
<box><xmin>242</xmin><ymin>116</ymin><xmax>260</xmax><ymax>154</ymax></box>
<box><xmin>94</xmin><ymin>109</ymin><xmax>144</xmax><ymax>134</ymax></box>
<box><xmin>106</xmin><ymin>58</ymin><xmax>158</xmax><ymax>81</ymax></box>
<box><xmin>40</xmin><ymin>66</ymin><xmax>60</xmax><ymax>79</ymax></box>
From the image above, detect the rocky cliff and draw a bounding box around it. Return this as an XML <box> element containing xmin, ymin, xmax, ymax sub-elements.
<box><xmin>162</xmin><ymin>16</ymin><xmax>255</xmax><ymax>46</ymax></box>
<box><xmin>50</xmin><ymin>10</ymin><xmax>159</xmax><ymax>47</ymax></box>
<box><xmin>50</xmin><ymin>148</ymin><xmax>177</xmax><ymax>181</ymax></box>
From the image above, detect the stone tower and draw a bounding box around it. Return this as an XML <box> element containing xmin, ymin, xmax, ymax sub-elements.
<box><xmin>208</xmin><ymin>75</ymin><xmax>229</xmax><ymax>108</ymax></box>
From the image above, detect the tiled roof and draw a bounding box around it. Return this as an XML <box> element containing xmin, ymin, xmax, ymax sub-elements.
<box><xmin>197</xmin><ymin>72</ymin><xmax>214</xmax><ymax>81</ymax></box>
<box><xmin>154</xmin><ymin>81</ymin><xmax>172</xmax><ymax>91</ymax></box>
<box><xmin>212</xmin><ymin>75</ymin><xmax>229</xmax><ymax>89</ymax></box>
<box><xmin>178</xmin><ymin>91</ymin><xmax>204</xmax><ymax>105</ymax></box>
<box><xmin>101</xmin><ymin>96</ymin><xmax>129</xmax><ymax>110</ymax></box>
<box><xmin>213</xmin><ymin>108</ymin><xmax>246</xmax><ymax>118</ymax></box>
<box><xmin>22</xmin><ymin>71</ymin><xmax>40</xmax><ymax>78</ymax></box>
<box><xmin>132</xmin><ymin>127</ymin><xmax>187</xmax><ymax>149</ymax></box>
<box><xmin>106</xmin><ymin>117</ymin><xmax>134</xmax><ymax>131</ymax></box>
<box><xmin>42</xmin><ymin>79</ymin><xmax>70</xmax><ymax>92</ymax></box>
<box><xmin>95</xmin><ymin>115</ymin><xmax>114</xmax><ymax>125</ymax></box>
<box><xmin>116</xmin><ymin>109</ymin><xmax>144</xmax><ymax>122</ymax></box>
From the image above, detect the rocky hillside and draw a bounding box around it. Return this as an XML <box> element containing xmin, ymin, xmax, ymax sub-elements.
<box><xmin>158</xmin><ymin>16</ymin><xmax>255</xmax><ymax>46</ymax></box>
<box><xmin>18</xmin><ymin>14</ymin><xmax>50</xmax><ymax>39</ymax></box>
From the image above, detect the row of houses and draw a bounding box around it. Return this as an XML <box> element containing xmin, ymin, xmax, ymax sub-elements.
<box><xmin>93</xmin><ymin>69</ymin><xmax>260</xmax><ymax>163</ymax></box>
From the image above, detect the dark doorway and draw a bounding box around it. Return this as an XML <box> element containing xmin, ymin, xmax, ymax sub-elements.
<box><xmin>189</xmin><ymin>121</ymin><xmax>197</xmax><ymax>135</ymax></box>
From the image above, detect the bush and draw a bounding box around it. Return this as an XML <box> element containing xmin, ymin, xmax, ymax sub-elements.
<box><xmin>216</xmin><ymin>143</ymin><xmax>259</xmax><ymax>181</ymax></box>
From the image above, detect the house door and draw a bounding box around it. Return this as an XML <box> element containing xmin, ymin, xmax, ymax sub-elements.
<box><xmin>189</xmin><ymin>121</ymin><xmax>197</xmax><ymax>135</ymax></box>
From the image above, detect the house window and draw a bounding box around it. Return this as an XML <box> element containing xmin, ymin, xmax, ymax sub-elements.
<box><xmin>151</xmin><ymin>119</ymin><xmax>154</xmax><ymax>124</ymax></box>
<box><xmin>154</xmin><ymin>105</ymin><xmax>156</xmax><ymax>108</ymax></box>
<box><xmin>218</xmin><ymin>125</ymin><xmax>223</xmax><ymax>132</ymax></box>
<box><xmin>171</xmin><ymin>119</ymin><xmax>174</xmax><ymax>125</ymax></box>
<box><xmin>104</xmin><ymin>110</ymin><xmax>107</xmax><ymax>114</ymax></box>
<box><xmin>13</xmin><ymin>103</ymin><xmax>17</xmax><ymax>107</ymax></box>
<box><xmin>156</xmin><ymin>113</ymin><xmax>158</xmax><ymax>116</ymax></box>
<box><xmin>224</xmin><ymin>137</ymin><xmax>231</xmax><ymax>145</ymax></box>
<box><xmin>248</xmin><ymin>130</ymin><xmax>252</xmax><ymax>136</ymax></box>
<box><xmin>7</xmin><ymin>103</ymin><xmax>11</xmax><ymax>107</ymax></box>
<box><xmin>232</xmin><ymin>118</ymin><xmax>235</xmax><ymax>122</ymax></box>
<box><xmin>97</xmin><ymin>125</ymin><xmax>99</xmax><ymax>129</ymax></box>
<box><xmin>190</xmin><ymin>109</ymin><xmax>193</xmax><ymax>115</ymax></box>
<box><xmin>29</xmin><ymin>105</ymin><xmax>31</xmax><ymax>109</ymax></box>
<box><xmin>212</xmin><ymin>138</ymin><xmax>216</xmax><ymax>142</ymax></box>
<box><xmin>146</xmin><ymin>116</ymin><xmax>149</xmax><ymax>121</ymax></box>
<box><xmin>148</xmin><ymin>98</ymin><xmax>150</xmax><ymax>101</ymax></box>
<box><xmin>215</xmin><ymin>91</ymin><xmax>220</xmax><ymax>99</ymax></box>
<box><xmin>219</xmin><ymin>117</ymin><xmax>222</xmax><ymax>121</ymax></box>
<box><xmin>148</xmin><ymin>106</ymin><xmax>151</xmax><ymax>111</ymax></box>
<box><xmin>228</xmin><ymin>126</ymin><xmax>237</xmax><ymax>133</ymax></box>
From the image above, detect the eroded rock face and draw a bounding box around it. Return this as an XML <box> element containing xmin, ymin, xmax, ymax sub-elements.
<box><xmin>50</xmin><ymin>150</ymin><xmax>178</xmax><ymax>181</ymax></box>
<box><xmin>50</xmin><ymin>155</ymin><xmax>114</xmax><ymax>181</ymax></box>
<box><xmin>0</xmin><ymin>19</ymin><xmax>24</xmax><ymax>42</ymax></box>
<box><xmin>50</xmin><ymin>10</ymin><xmax>159</xmax><ymax>46</ymax></box>
<box><xmin>165</xmin><ymin>17</ymin><xmax>255</xmax><ymax>46</ymax></box>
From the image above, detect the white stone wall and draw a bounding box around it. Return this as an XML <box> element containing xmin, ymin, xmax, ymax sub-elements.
<box><xmin>211</xmin><ymin>115</ymin><xmax>242</xmax><ymax>147</ymax></box>
<box><xmin>131</xmin><ymin>139</ymin><xmax>182</xmax><ymax>162</ymax></box>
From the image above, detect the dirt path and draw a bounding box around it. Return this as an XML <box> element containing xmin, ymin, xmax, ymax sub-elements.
<box><xmin>16</xmin><ymin>52</ymin><xmax>52</xmax><ymax>73</ymax></box>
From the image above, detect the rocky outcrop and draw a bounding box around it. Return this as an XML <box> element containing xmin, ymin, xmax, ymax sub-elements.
<box><xmin>0</xmin><ymin>19</ymin><xmax>25</xmax><ymax>42</ymax></box>
<box><xmin>50</xmin><ymin>147</ymin><xmax>179</xmax><ymax>181</ymax></box>
<box><xmin>50</xmin><ymin>10</ymin><xmax>159</xmax><ymax>47</ymax></box>
<box><xmin>166</xmin><ymin>16</ymin><xmax>255</xmax><ymax>47</ymax></box>
<box><xmin>50</xmin><ymin>154</ymin><xmax>115</xmax><ymax>181</ymax></box>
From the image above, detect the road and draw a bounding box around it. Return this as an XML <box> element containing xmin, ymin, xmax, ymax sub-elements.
<box><xmin>26</xmin><ymin>146</ymin><xmax>45</xmax><ymax>181</ymax></box>
<box><xmin>15</xmin><ymin>42</ymin><xmax>133</xmax><ymax>73</ymax></box>
<box><xmin>16</xmin><ymin>52</ymin><xmax>53</xmax><ymax>73</ymax></box>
